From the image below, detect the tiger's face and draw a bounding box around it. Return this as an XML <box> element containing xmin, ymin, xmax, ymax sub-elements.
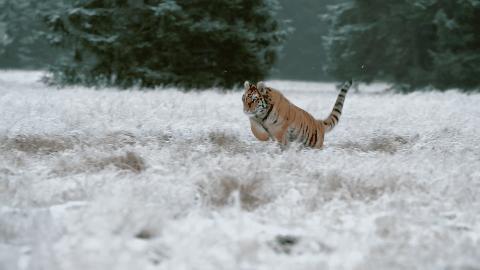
<box><xmin>242</xmin><ymin>81</ymin><xmax>270</xmax><ymax>118</ymax></box>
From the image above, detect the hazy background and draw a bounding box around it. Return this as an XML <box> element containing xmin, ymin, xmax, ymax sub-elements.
<box><xmin>273</xmin><ymin>0</ymin><xmax>340</xmax><ymax>81</ymax></box>
<box><xmin>0</xmin><ymin>0</ymin><xmax>479</xmax><ymax>90</ymax></box>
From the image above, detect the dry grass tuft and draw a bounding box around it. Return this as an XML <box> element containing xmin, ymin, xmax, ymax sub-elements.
<box><xmin>198</xmin><ymin>173</ymin><xmax>269</xmax><ymax>211</ymax></box>
<box><xmin>336</xmin><ymin>135</ymin><xmax>413</xmax><ymax>154</ymax></box>
<box><xmin>0</xmin><ymin>131</ymin><xmax>171</xmax><ymax>155</ymax></box>
<box><xmin>53</xmin><ymin>151</ymin><xmax>146</xmax><ymax>175</ymax></box>
<box><xmin>4</xmin><ymin>135</ymin><xmax>74</xmax><ymax>154</ymax></box>
<box><xmin>205</xmin><ymin>131</ymin><xmax>250</xmax><ymax>154</ymax></box>
<box><xmin>87</xmin><ymin>151</ymin><xmax>146</xmax><ymax>173</ymax></box>
<box><xmin>307</xmin><ymin>172</ymin><xmax>401</xmax><ymax>209</ymax></box>
<box><xmin>102</xmin><ymin>131</ymin><xmax>137</xmax><ymax>149</ymax></box>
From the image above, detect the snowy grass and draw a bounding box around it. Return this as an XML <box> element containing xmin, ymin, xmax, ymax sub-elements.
<box><xmin>1</xmin><ymin>70</ymin><xmax>479</xmax><ymax>270</ymax></box>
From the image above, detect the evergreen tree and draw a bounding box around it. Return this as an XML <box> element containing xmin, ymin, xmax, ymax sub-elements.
<box><xmin>323</xmin><ymin>0</ymin><xmax>480</xmax><ymax>91</ymax></box>
<box><xmin>431</xmin><ymin>0</ymin><xmax>480</xmax><ymax>90</ymax></box>
<box><xmin>0</xmin><ymin>0</ymin><xmax>58</xmax><ymax>68</ymax></box>
<box><xmin>44</xmin><ymin>0</ymin><xmax>288</xmax><ymax>89</ymax></box>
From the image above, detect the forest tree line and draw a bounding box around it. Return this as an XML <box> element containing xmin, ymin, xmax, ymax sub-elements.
<box><xmin>0</xmin><ymin>0</ymin><xmax>478</xmax><ymax>91</ymax></box>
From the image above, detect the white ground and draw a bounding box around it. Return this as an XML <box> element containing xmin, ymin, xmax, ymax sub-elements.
<box><xmin>0</xmin><ymin>71</ymin><xmax>479</xmax><ymax>270</ymax></box>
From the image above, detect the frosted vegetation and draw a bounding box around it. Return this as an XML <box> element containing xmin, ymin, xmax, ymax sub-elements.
<box><xmin>1</xmin><ymin>71</ymin><xmax>479</xmax><ymax>270</ymax></box>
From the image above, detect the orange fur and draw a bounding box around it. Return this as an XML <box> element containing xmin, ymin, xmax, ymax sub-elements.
<box><xmin>242</xmin><ymin>80</ymin><xmax>352</xmax><ymax>148</ymax></box>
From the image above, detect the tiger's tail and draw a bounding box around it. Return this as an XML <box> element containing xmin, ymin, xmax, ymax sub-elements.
<box><xmin>322</xmin><ymin>79</ymin><xmax>352</xmax><ymax>132</ymax></box>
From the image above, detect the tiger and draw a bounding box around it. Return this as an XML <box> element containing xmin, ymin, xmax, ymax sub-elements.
<box><xmin>242</xmin><ymin>80</ymin><xmax>352</xmax><ymax>149</ymax></box>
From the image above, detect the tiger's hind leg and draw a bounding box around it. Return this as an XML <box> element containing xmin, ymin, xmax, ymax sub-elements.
<box><xmin>313</xmin><ymin>128</ymin><xmax>325</xmax><ymax>149</ymax></box>
<box><xmin>272</xmin><ymin>123</ymin><xmax>290</xmax><ymax>146</ymax></box>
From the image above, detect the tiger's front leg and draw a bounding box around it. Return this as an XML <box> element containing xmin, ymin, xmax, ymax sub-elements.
<box><xmin>249</xmin><ymin>119</ymin><xmax>270</xmax><ymax>141</ymax></box>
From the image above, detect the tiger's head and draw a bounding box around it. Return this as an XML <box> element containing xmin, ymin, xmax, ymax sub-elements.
<box><xmin>242</xmin><ymin>81</ymin><xmax>271</xmax><ymax>118</ymax></box>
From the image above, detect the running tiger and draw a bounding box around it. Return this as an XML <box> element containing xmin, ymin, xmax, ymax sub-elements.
<box><xmin>242</xmin><ymin>80</ymin><xmax>352</xmax><ymax>148</ymax></box>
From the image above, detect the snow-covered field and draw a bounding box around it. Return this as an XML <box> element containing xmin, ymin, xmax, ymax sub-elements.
<box><xmin>1</xmin><ymin>70</ymin><xmax>479</xmax><ymax>270</ymax></box>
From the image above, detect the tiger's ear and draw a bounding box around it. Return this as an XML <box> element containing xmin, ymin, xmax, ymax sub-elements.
<box><xmin>244</xmin><ymin>81</ymin><xmax>250</xmax><ymax>90</ymax></box>
<box><xmin>257</xmin><ymin>81</ymin><xmax>267</xmax><ymax>94</ymax></box>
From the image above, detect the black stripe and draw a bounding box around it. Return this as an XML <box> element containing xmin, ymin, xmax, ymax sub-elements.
<box><xmin>339</xmin><ymin>94</ymin><xmax>345</xmax><ymax>98</ymax></box>
<box><xmin>300</xmin><ymin>125</ymin><xmax>306</xmax><ymax>143</ymax></box>
<box><xmin>336</xmin><ymin>101</ymin><xmax>343</xmax><ymax>107</ymax></box>
<box><xmin>311</xmin><ymin>130</ymin><xmax>317</xmax><ymax>146</ymax></box>
<box><xmin>262</xmin><ymin>105</ymin><xmax>273</xmax><ymax>122</ymax></box>
<box><xmin>333</xmin><ymin>108</ymin><xmax>342</xmax><ymax>114</ymax></box>
<box><xmin>332</xmin><ymin>114</ymin><xmax>339</xmax><ymax>122</ymax></box>
<box><xmin>273</xmin><ymin>114</ymin><xmax>279</xmax><ymax>124</ymax></box>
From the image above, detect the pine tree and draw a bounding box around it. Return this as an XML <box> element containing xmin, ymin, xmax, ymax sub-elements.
<box><xmin>323</xmin><ymin>0</ymin><xmax>480</xmax><ymax>91</ymax></box>
<box><xmin>44</xmin><ymin>0</ymin><xmax>288</xmax><ymax>89</ymax></box>
<box><xmin>431</xmin><ymin>0</ymin><xmax>480</xmax><ymax>90</ymax></box>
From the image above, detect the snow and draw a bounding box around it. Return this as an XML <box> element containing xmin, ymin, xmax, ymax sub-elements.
<box><xmin>0</xmin><ymin>70</ymin><xmax>479</xmax><ymax>270</ymax></box>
